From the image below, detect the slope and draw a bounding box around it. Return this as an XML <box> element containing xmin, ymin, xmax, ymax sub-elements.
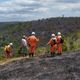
<box><xmin>0</xmin><ymin>51</ymin><xmax>80</xmax><ymax>80</ymax></box>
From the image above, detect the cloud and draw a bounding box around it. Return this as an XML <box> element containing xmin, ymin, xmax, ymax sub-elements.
<box><xmin>56</xmin><ymin>0</ymin><xmax>80</xmax><ymax>3</ymax></box>
<box><xmin>0</xmin><ymin>0</ymin><xmax>46</xmax><ymax>14</ymax></box>
<box><xmin>0</xmin><ymin>0</ymin><xmax>80</xmax><ymax>22</ymax></box>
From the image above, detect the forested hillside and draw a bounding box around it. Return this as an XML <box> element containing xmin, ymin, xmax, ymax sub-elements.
<box><xmin>0</xmin><ymin>17</ymin><xmax>80</xmax><ymax>57</ymax></box>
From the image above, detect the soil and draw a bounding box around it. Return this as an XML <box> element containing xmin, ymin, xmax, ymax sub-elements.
<box><xmin>0</xmin><ymin>51</ymin><xmax>80</xmax><ymax>80</ymax></box>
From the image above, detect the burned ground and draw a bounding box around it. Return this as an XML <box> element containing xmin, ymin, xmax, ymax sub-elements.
<box><xmin>0</xmin><ymin>51</ymin><xmax>80</xmax><ymax>80</ymax></box>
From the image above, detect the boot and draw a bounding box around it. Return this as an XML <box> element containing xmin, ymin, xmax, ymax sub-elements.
<box><xmin>29</xmin><ymin>53</ymin><xmax>32</xmax><ymax>57</ymax></box>
<box><xmin>51</xmin><ymin>52</ymin><xmax>55</xmax><ymax>57</ymax></box>
<box><xmin>31</xmin><ymin>53</ymin><xmax>34</xmax><ymax>57</ymax></box>
<box><xmin>57</xmin><ymin>53</ymin><xmax>62</xmax><ymax>56</ymax></box>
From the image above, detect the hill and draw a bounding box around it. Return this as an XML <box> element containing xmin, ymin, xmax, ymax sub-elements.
<box><xmin>0</xmin><ymin>17</ymin><xmax>80</xmax><ymax>56</ymax></box>
<box><xmin>0</xmin><ymin>17</ymin><xmax>80</xmax><ymax>80</ymax></box>
<box><xmin>0</xmin><ymin>51</ymin><xmax>80</xmax><ymax>80</ymax></box>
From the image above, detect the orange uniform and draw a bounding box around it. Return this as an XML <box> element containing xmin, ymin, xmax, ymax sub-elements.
<box><xmin>47</xmin><ymin>38</ymin><xmax>57</xmax><ymax>56</ymax></box>
<box><xmin>57</xmin><ymin>36</ymin><xmax>62</xmax><ymax>55</ymax></box>
<box><xmin>27</xmin><ymin>35</ymin><xmax>39</xmax><ymax>57</ymax></box>
<box><xmin>4</xmin><ymin>45</ymin><xmax>13</xmax><ymax>58</ymax></box>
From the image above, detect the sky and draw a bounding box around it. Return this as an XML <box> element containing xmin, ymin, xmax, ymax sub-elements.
<box><xmin>0</xmin><ymin>0</ymin><xmax>80</xmax><ymax>22</ymax></box>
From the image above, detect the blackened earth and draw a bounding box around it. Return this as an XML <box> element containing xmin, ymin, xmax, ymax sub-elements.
<box><xmin>0</xmin><ymin>51</ymin><xmax>80</xmax><ymax>80</ymax></box>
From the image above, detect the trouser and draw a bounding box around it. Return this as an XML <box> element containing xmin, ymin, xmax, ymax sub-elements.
<box><xmin>57</xmin><ymin>44</ymin><xmax>62</xmax><ymax>54</ymax></box>
<box><xmin>5</xmin><ymin>51</ymin><xmax>12</xmax><ymax>58</ymax></box>
<box><xmin>50</xmin><ymin>44</ymin><xmax>57</xmax><ymax>56</ymax></box>
<box><xmin>29</xmin><ymin>46</ymin><xmax>36</xmax><ymax>57</ymax></box>
<box><xmin>21</xmin><ymin>46</ymin><xmax>28</xmax><ymax>56</ymax></box>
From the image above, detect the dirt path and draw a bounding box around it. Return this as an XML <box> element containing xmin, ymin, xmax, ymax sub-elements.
<box><xmin>0</xmin><ymin>56</ymin><xmax>30</xmax><ymax>66</ymax></box>
<box><xmin>0</xmin><ymin>51</ymin><xmax>80</xmax><ymax>80</ymax></box>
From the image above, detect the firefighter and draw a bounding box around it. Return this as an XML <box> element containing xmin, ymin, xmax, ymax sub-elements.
<box><xmin>57</xmin><ymin>32</ymin><xmax>64</xmax><ymax>55</ymax></box>
<box><xmin>47</xmin><ymin>33</ymin><xmax>57</xmax><ymax>56</ymax></box>
<box><xmin>4</xmin><ymin>43</ymin><xmax>13</xmax><ymax>58</ymax></box>
<box><xmin>27</xmin><ymin>32</ymin><xmax>39</xmax><ymax>57</ymax></box>
<box><xmin>20</xmin><ymin>35</ymin><xmax>28</xmax><ymax>56</ymax></box>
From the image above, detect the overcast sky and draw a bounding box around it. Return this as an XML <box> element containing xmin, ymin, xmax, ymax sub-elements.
<box><xmin>0</xmin><ymin>0</ymin><xmax>80</xmax><ymax>22</ymax></box>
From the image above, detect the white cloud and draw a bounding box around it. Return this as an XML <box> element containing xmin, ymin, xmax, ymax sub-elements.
<box><xmin>0</xmin><ymin>0</ymin><xmax>80</xmax><ymax>22</ymax></box>
<box><xmin>33</xmin><ymin>7</ymin><xmax>48</xmax><ymax>12</ymax></box>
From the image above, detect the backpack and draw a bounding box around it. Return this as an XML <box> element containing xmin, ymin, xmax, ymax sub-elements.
<box><xmin>4</xmin><ymin>46</ymin><xmax>10</xmax><ymax>52</ymax></box>
<box><xmin>52</xmin><ymin>38</ymin><xmax>57</xmax><ymax>45</ymax></box>
<box><xmin>60</xmin><ymin>38</ymin><xmax>64</xmax><ymax>43</ymax></box>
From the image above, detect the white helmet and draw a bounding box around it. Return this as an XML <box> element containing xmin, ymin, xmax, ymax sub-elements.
<box><xmin>9</xmin><ymin>43</ymin><xmax>13</xmax><ymax>46</ymax></box>
<box><xmin>23</xmin><ymin>35</ymin><xmax>26</xmax><ymax>38</ymax></box>
<box><xmin>57</xmin><ymin>32</ymin><xmax>61</xmax><ymax>35</ymax></box>
<box><xmin>32</xmin><ymin>32</ymin><xmax>35</xmax><ymax>35</ymax></box>
<box><xmin>51</xmin><ymin>33</ymin><xmax>55</xmax><ymax>37</ymax></box>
